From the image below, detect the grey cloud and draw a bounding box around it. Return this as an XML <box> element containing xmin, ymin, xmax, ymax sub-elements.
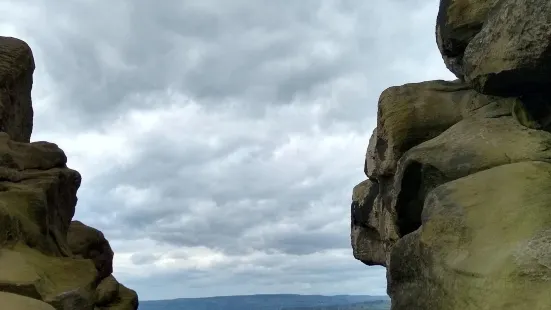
<box><xmin>13</xmin><ymin>0</ymin><xmax>440</xmax><ymax>127</ymax></box>
<box><xmin>1</xmin><ymin>0</ymin><xmax>453</xmax><ymax>300</ymax></box>
<box><xmin>77</xmin><ymin>124</ymin><xmax>361</xmax><ymax>256</ymax></box>
<box><xmin>130</xmin><ymin>253</ymin><xmax>160</xmax><ymax>265</ymax></box>
<box><xmin>260</xmin><ymin>231</ymin><xmax>350</xmax><ymax>256</ymax></box>
<box><xmin>123</xmin><ymin>253</ymin><xmax>388</xmax><ymax>300</ymax></box>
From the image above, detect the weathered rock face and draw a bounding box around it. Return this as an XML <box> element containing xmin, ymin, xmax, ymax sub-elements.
<box><xmin>351</xmin><ymin>179</ymin><xmax>395</xmax><ymax>267</ymax></box>
<box><xmin>0</xmin><ymin>37</ymin><xmax>34</xmax><ymax>143</ymax></box>
<box><xmin>351</xmin><ymin>1</ymin><xmax>551</xmax><ymax>309</ymax></box>
<box><xmin>0</xmin><ymin>37</ymin><xmax>138</xmax><ymax>309</ymax></box>
<box><xmin>436</xmin><ymin>0</ymin><xmax>499</xmax><ymax>79</ymax></box>
<box><xmin>463</xmin><ymin>0</ymin><xmax>551</xmax><ymax>96</ymax></box>
<box><xmin>353</xmin><ymin>79</ymin><xmax>517</xmax><ymax>267</ymax></box>
<box><xmin>371</xmin><ymin>79</ymin><xmax>514</xmax><ymax>178</ymax></box>
<box><xmin>94</xmin><ymin>275</ymin><xmax>139</xmax><ymax>310</ymax></box>
<box><xmin>68</xmin><ymin>221</ymin><xmax>114</xmax><ymax>281</ymax></box>
<box><xmin>436</xmin><ymin>0</ymin><xmax>551</xmax><ymax>98</ymax></box>
<box><xmin>389</xmin><ymin>162</ymin><xmax>551</xmax><ymax>310</ymax></box>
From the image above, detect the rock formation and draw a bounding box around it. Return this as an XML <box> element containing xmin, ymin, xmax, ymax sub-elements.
<box><xmin>351</xmin><ymin>1</ymin><xmax>551</xmax><ymax>309</ymax></box>
<box><xmin>0</xmin><ymin>37</ymin><xmax>138</xmax><ymax>309</ymax></box>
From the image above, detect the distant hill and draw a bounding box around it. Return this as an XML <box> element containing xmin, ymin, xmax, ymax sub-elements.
<box><xmin>284</xmin><ymin>300</ymin><xmax>390</xmax><ymax>310</ymax></box>
<box><xmin>139</xmin><ymin>294</ymin><xmax>390</xmax><ymax>310</ymax></box>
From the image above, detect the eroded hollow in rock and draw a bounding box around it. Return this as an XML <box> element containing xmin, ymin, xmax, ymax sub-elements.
<box><xmin>395</xmin><ymin>162</ymin><xmax>448</xmax><ymax>237</ymax></box>
<box><xmin>517</xmin><ymin>91</ymin><xmax>551</xmax><ymax>131</ymax></box>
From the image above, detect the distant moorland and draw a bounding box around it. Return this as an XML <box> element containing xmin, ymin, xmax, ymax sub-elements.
<box><xmin>139</xmin><ymin>294</ymin><xmax>390</xmax><ymax>310</ymax></box>
<box><xmin>284</xmin><ymin>299</ymin><xmax>390</xmax><ymax>309</ymax></box>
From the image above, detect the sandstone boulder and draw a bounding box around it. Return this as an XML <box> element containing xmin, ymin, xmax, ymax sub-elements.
<box><xmin>373</xmin><ymin>79</ymin><xmax>513</xmax><ymax>177</ymax></box>
<box><xmin>435</xmin><ymin>0</ymin><xmax>499</xmax><ymax>79</ymax></box>
<box><xmin>0</xmin><ymin>36</ymin><xmax>138</xmax><ymax>310</ymax></box>
<box><xmin>0</xmin><ymin>132</ymin><xmax>80</xmax><ymax>257</ymax></box>
<box><xmin>95</xmin><ymin>282</ymin><xmax>138</xmax><ymax>310</ymax></box>
<box><xmin>392</xmin><ymin>116</ymin><xmax>551</xmax><ymax>236</ymax></box>
<box><xmin>68</xmin><ymin>221</ymin><xmax>114</xmax><ymax>281</ymax></box>
<box><xmin>94</xmin><ymin>276</ymin><xmax>119</xmax><ymax>307</ymax></box>
<box><xmin>352</xmin><ymin>81</ymin><xmax>517</xmax><ymax>268</ymax></box>
<box><xmin>0</xmin><ymin>37</ymin><xmax>34</xmax><ymax>143</ymax></box>
<box><xmin>352</xmin><ymin>1</ymin><xmax>551</xmax><ymax>309</ymax></box>
<box><xmin>351</xmin><ymin>179</ymin><xmax>397</xmax><ymax>266</ymax></box>
<box><xmin>388</xmin><ymin>161</ymin><xmax>551</xmax><ymax>310</ymax></box>
<box><xmin>463</xmin><ymin>0</ymin><xmax>551</xmax><ymax>97</ymax></box>
<box><xmin>93</xmin><ymin>275</ymin><xmax>139</xmax><ymax>310</ymax></box>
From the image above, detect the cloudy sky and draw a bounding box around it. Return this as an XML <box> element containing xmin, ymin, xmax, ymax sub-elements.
<box><xmin>0</xmin><ymin>0</ymin><xmax>454</xmax><ymax>301</ymax></box>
